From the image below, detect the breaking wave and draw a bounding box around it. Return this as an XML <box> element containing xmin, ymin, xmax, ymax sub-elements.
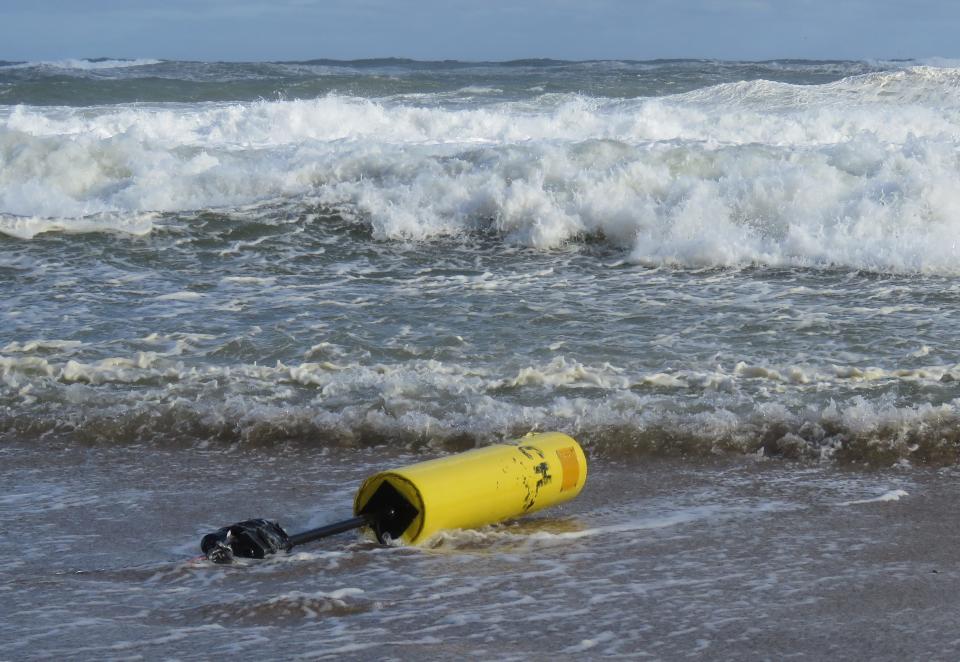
<box><xmin>0</xmin><ymin>58</ymin><xmax>163</xmax><ymax>71</ymax></box>
<box><xmin>2</xmin><ymin>67</ymin><xmax>960</xmax><ymax>273</ymax></box>
<box><xmin>3</xmin><ymin>350</ymin><xmax>960</xmax><ymax>465</ymax></box>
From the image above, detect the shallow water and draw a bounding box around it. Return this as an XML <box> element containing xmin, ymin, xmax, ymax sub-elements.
<box><xmin>3</xmin><ymin>442</ymin><xmax>959</xmax><ymax>660</ymax></box>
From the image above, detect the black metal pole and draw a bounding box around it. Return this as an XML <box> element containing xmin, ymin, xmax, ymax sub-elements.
<box><xmin>286</xmin><ymin>514</ymin><xmax>372</xmax><ymax>548</ymax></box>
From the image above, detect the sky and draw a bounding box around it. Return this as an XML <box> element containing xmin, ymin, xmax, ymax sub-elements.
<box><xmin>3</xmin><ymin>0</ymin><xmax>958</xmax><ymax>62</ymax></box>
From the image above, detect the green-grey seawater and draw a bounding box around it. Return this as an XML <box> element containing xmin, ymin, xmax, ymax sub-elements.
<box><xmin>3</xmin><ymin>58</ymin><xmax>960</xmax><ymax>660</ymax></box>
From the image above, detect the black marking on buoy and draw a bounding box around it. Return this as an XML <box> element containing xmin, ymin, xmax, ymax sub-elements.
<box><xmin>359</xmin><ymin>480</ymin><xmax>420</xmax><ymax>543</ymax></box>
<box><xmin>519</xmin><ymin>445</ymin><xmax>546</xmax><ymax>461</ymax></box>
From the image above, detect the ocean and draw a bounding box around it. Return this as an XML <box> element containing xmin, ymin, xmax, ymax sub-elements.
<box><xmin>2</xmin><ymin>57</ymin><xmax>960</xmax><ymax>659</ymax></box>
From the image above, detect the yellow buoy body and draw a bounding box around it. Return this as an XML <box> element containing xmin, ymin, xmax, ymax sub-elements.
<box><xmin>353</xmin><ymin>432</ymin><xmax>587</xmax><ymax>545</ymax></box>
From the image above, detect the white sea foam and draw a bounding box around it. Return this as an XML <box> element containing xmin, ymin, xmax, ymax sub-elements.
<box><xmin>455</xmin><ymin>86</ymin><xmax>503</xmax><ymax>95</ymax></box>
<box><xmin>155</xmin><ymin>291</ymin><xmax>205</xmax><ymax>302</ymax></box>
<box><xmin>837</xmin><ymin>489</ymin><xmax>909</xmax><ymax>506</ymax></box>
<box><xmin>2</xmin><ymin>339</ymin><xmax>85</xmax><ymax>353</ymax></box>
<box><xmin>2</xmin><ymin>68</ymin><xmax>960</xmax><ymax>271</ymax></box>
<box><xmin>3</xmin><ymin>347</ymin><xmax>960</xmax><ymax>462</ymax></box>
<box><xmin>2</xmin><ymin>59</ymin><xmax>162</xmax><ymax>71</ymax></box>
<box><xmin>0</xmin><ymin>213</ymin><xmax>155</xmax><ymax>239</ymax></box>
<box><xmin>4</xmin><ymin>350</ymin><xmax>960</xmax><ymax>398</ymax></box>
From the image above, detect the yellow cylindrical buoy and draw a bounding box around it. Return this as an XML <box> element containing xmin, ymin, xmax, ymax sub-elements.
<box><xmin>353</xmin><ymin>432</ymin><xmax>587</xmax><ymax>545</ymax></box>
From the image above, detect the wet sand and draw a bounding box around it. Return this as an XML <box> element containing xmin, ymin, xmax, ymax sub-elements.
<box><xmin>2</xmin><ymin>441</ymin><xmax>959</xmax><ymax>660</ymax></box>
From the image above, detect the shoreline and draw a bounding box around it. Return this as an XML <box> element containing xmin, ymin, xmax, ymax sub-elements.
<box><xmin>2</xmin><ymin>441</ymin><xmax>957</xmax><ymax>659</ymax></box>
